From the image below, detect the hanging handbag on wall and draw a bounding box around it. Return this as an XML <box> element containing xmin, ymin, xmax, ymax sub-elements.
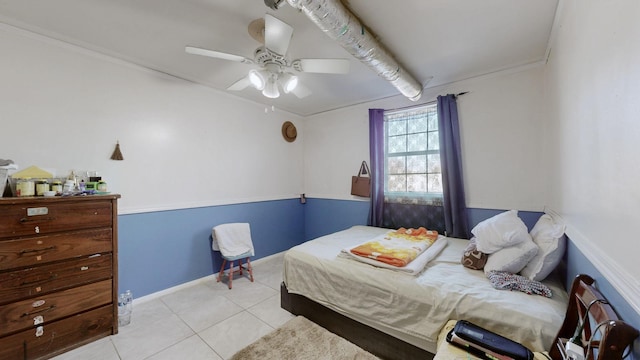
<box><xmin>351</xmin><ymin>161</ymin><xmax>371</xmax><ymax>197</ymax></box>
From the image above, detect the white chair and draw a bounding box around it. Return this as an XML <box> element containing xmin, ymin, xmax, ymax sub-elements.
<box><xmin>212</xmin><ymin>223</ymin><xmax>255</xmax><ymax>289</ymax></box>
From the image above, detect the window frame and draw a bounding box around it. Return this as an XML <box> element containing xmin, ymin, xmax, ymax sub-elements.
<box><xmin>383</xmin><ymin>103</ymin><xmax>443</xmax><ymax>203</ymax></box>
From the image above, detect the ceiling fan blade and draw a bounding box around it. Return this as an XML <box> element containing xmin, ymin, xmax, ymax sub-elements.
<box><xmin>185</xmin><ymin>46</ymin><xmax>253</xmax><ymax>64</ymax></box>
<box><xmin>264</xmin><ymin>14</ymin><xmax>293</xmax><ymax>56</ymax></box>
<box><xmin>290</xmin><ymin>83</ymin><xmax>312</xmax><ymax>98</ymax></box>
<box><xmin>294</xmin><ymin>58</ymin><xmax>350</xmax><ymax>74</ymax></box>
<box><xmin>227</xmin><ymin>76</ymin><xmax>252</xmax><ymax>91</ymax></box>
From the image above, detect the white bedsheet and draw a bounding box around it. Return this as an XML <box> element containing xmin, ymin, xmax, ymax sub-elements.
<box><xmin>283</xmin><ymin>226</ymin><xmax>568</xmax><ymax>354</ymax></box>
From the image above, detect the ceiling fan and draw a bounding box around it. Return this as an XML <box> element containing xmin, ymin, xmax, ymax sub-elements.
<box><xmin>185</xmin><ymin>14</ymin><xmax>350</xmax><ymax>99</ymax></box>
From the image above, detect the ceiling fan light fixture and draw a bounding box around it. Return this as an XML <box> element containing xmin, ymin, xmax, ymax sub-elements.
<box><xmin>281</xmin><ymin>72</ymin><xmax>298</xmax><ymax>93</ymax></box>
<box><xmin>248</xmin><ymin>69</ymin><xmax>266</xmax><ymax>90</ymax></box>
<box><xmin>187</xmin><ymin>13</ymin><xmax>351</xmax><ymax>101</ymax></box>
<box><xmin>263</xmin><ymin>75</ymin><xmax>280</xmax><ymax>98</ymax></box>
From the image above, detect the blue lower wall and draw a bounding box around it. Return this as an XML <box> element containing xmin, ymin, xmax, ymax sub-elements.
<box><xmin>303</xmin><ymin>197</ymin><xmax>544</xmax><ymax>241</ymax></box>
<box><xmin>304</xmin><ymin>198</ymin><xmax>370</xmax><ymax>240</ymax></box>
<box><xmin>122</xmin><ymin>197</ymin><xmax>540</xmax><ymax>298</ymax></box>
<box><xmin>467</xmin><ymin>208</ymin><xmax>543</xmax><ymax>231</ymax></box>
<box><xmin>117</xmin><ymin>199</ymin><xmax>304</xmax><ymax>297</ymax></box>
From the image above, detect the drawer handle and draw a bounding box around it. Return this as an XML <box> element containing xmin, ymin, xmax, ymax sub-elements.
<box><xmin>20</xmin><ymin>274</ymin><xmax>58</xmax><ymax>286</ymax></box>
<box><xmin>21</xmin><ymin>305</ymin><xmax>56</xmax><ymax>318</ymax></box>
<box><xmin>20</xmin><ymin>246</ymin><xmax>56</xmax><ymax>254</ymax></box>
<box><xmin>19</xmin><ymin>216</ymin><xmax>56</xmax><ymax>223</ymax></box>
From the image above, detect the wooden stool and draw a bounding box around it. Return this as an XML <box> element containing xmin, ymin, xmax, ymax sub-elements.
<box><xmin>216</xmin><ymin>253</ymin><xmax>254</xmax><ymax>289</ymax></box>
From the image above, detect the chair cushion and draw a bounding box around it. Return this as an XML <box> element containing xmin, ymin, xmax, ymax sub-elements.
<box><xmin>222</xmin><ymin>251</ymin><xmax>254</xmax><ymax>261</ymax></box>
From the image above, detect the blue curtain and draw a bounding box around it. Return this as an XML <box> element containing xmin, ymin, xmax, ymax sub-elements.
<box><xmin>368</xmin><ymin>109</ymin><xmax>385</xmax><ymax>227</ymax></box>
<box><xmin>437</xmin><ymin>94</ymin><xmax>470</xmax><ymax>238</ymax></box>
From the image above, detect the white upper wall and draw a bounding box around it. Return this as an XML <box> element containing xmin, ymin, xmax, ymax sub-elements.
<box><xmin>304</xmin><ymin>65</ymin><xmax>547</xmax><ymax>212</ymax></box>
<box><xmin>0</xmin><ymin>24</ymin><xmax>304</xmax><ymax>213</ymax></box>
<box><xmin>543</xmin><ymin>0</ymin><xmax>640</xmax><ymax>312</ymax></box>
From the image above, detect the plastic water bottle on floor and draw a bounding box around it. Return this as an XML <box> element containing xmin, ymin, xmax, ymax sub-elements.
<box><xmin>118</xmin><ymin>290</ymin><xmax>133</xmax><ymax>326</ymax></box>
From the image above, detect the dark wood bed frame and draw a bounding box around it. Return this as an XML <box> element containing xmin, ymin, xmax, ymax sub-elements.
<box><xmin>280</xmin><ymin>282</ymin><xmax>434</xmax><ymax>360</ymax></box>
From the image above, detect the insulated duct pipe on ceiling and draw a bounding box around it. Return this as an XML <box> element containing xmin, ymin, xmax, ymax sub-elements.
<box><xmin>286</xmin><ymin>0</ymin><xmax>424</xmax><ymax>101</ymax></box>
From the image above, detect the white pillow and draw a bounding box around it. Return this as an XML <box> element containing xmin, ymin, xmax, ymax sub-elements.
<box><xmin>520</xmin><ymin>214</ymin><xmax>566</xmax><ymax>281</ymax></box>
<box><xmin>484</xmin><ymin>237</ymin><xmax>538</xmax><ymax>275</ymax></box>
<box><xmin>472</xmin><ymin>210</ymin><xmax>531</xmax><ymax>254</ymax></box>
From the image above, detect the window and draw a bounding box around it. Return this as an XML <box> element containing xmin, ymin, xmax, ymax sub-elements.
<box><xmin>384</xmin><ymin>104</ymin><xmax>442</xmax><ymax>204</ymax></box>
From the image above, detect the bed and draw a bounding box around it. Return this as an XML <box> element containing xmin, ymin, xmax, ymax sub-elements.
<box><xmin>281</xmin><ymin>225</ymin><xmax>569</xmax><ymax>359</ymax></box>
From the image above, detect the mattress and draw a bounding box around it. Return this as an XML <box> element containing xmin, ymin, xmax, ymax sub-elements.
<box><xmin>283</xmin><ymin>226</ymin><xmax>568</xmax><ymax>354</ymax></box>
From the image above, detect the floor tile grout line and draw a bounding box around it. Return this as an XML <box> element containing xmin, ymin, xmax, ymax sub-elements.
<box><xmin>194</xmin><ymin>331</ymin><xmax>226</xmax><ymax>360</ymax></box>
<box><xmin>139</xmin><ymin>332</ymin><xmax>195</xmax><ymax>360</ymax></box>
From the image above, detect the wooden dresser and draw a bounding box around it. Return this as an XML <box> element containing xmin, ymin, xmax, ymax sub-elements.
<box><xmin>0</xmin><ymin>194</ymin><xmax>120</xmax><ymax>360</ymax></box>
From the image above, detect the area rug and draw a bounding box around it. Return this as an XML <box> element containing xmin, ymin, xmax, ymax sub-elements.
<box><xmin>231</xmin><ymin>316</ymin><xmax>380</xmax><ymax>360</ymax></box>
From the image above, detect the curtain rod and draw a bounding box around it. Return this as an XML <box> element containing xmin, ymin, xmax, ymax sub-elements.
<box><xmin>384</xmin><ymin>92</ymin><xmax>469</xmax><ymax>113</ymax></box>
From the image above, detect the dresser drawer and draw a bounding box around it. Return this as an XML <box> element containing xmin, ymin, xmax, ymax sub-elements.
<box><xmin>0</xmin><ymin>200</ymin><xmax>113</xmax><ymax>239</ymax></box>
<box><xmin>0</xmin><ymin>228</ymin><xmax>112</xmax><ymax>271</ymax></box>
<box><xmin>0</xmin><ymin>279</ymin><xmax>112</xmax><ymax>337</ymax></box>
<box><xmin>0</xmin><ymin>254</ymin><xmax>112</xmax><ymax>305</ymax></box>
<box><xmin>0</xmin><ymin>305</ymin><xmax>113</xmax><ymax>360</ymax></box>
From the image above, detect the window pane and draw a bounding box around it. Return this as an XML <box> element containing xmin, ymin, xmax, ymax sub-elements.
<box><xmin>427</xmin><ymin>112</ymin><xmax>438</xmax><ymax>130</ymax></box>
<box><xmin>407</xmin><ymin>174</ymin><xmax>427</xmax><ymax>192</ymax></box>
<box><xmin>388</xmin><ymin>156</ymin><xmax>406</xmax><ymax>174</ymax></box>
<box><xmin>428</xmin><ymin>131</ymin><xmax>440</xmax><ymax>151</ymax></box>
<box><xmin>383</xmin><ymin>103</ymin><xmax>441</xmax><ymax>197</ymax></box>
<box><xmin>406</xmin><ymin>155</ymin><xmax>426</xmax><ymax>174</ymax></box>
<box><xmin>408</xmin><ymin>116</ymin><xmax>428</xmax><ymax>133</ymax></box>
<box><xmin>388</xmin><ymin>119</ymin><xmax>406</xmax><ymax>136</ymax></box>
<box><xmin>428</xmin><ymin>173</ymin><xmax>442</xmax><ymax>192</ymax></box>
<box><xmin>388</xmin><ymin>135</ymin><xmax>406</xmax><ymax>153</ymax></box>
<box><xmin>388</xmin><ymin>175</ymin><xmax>406</xmax><ymax>192</ymax></box>
<box><xmin>427</xmin><ymin>154</ymin><xmax>441</xmax><ymax>173</ymax></box>
<box><xmin>407</xmin><ymin>132</ymin><xmax>427</xmax><ymax>152</ymax></box>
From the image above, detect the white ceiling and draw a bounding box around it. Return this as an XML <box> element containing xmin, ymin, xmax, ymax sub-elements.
<box><xmin>0</xmin><ymin>0</ymin><xmax>559</xmax><ymax>116</ymax></box>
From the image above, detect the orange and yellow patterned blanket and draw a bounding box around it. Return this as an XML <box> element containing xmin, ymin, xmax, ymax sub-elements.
<box><xmin>349</xmin><ymin>227</ymin><xmax>439</xmax><ymax>267</ymax></box>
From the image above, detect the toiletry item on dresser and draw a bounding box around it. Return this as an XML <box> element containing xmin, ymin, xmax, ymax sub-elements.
<box><xmin>16</xmin><ymin>179</ymin><xmax>35</xmax><ymax>197</ymax></box>
<box><xmin>97</xmin><ymin>180</ymin><xmax>108</xmax><ymax>192</ymax></box>
<box><xmin>87</xmin><ymin>171</ymin><xmax>101</xmax><ymax>191</ymax></box>
<box><xmin>36</xmin><ymin>179</ymin><xmax>49</xmax><ymax>196</ymax></box>
<box><xmin>51</xmin><ymin>181</ymin><xmax>63</xmax><ymax>194</ymax></box>
<box><xmin>63</xmin><ymin>180</ymin><xmax>75</xmax><ymax>193</ymax></box>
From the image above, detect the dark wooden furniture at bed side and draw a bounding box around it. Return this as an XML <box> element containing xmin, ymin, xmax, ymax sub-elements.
<box><xmin>0</xmin><ymin>194</ymin><xmax>120</xmax><ymax>360</ymax></box>
<box><xmin>550</xmin><ymin>274</ymin><xmax>639</xmax><ymax>360</ymax></box>
<box><xmin>281</xmin><ymin>282</ymin><xmax>434</xmax><ymax>360</ymax></box>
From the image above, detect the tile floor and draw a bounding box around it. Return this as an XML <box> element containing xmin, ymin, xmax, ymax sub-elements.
<box><xmin>53</xmin><ymin>253</ymin><xmax>294</xmax><ymax>360</ymax></box>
